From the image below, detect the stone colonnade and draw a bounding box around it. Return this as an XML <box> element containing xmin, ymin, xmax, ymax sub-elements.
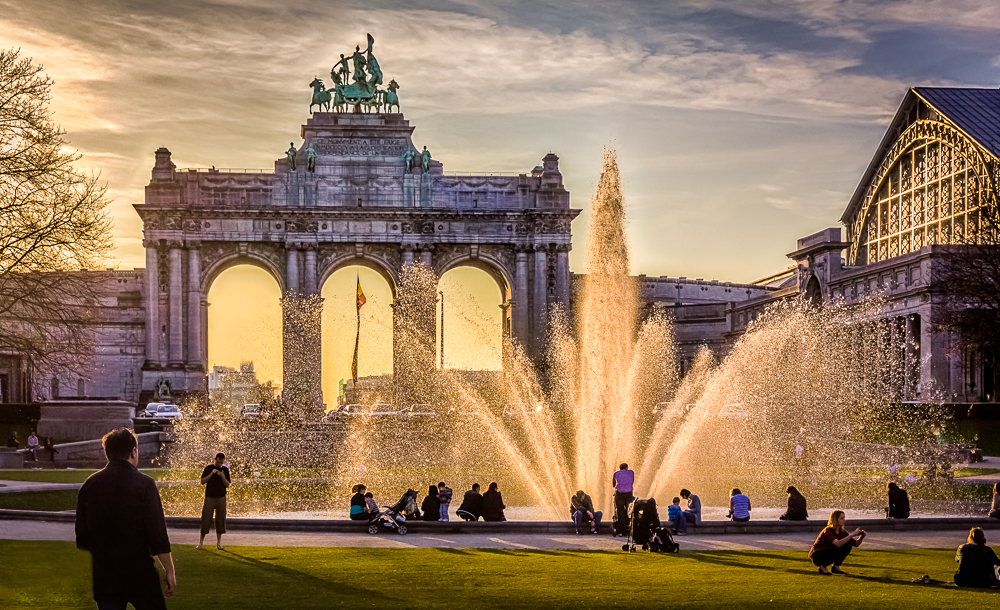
<box><xmin>143</xmin><ymin>238</ymin><xmax>571</xmax><ymax>405</ymax></box>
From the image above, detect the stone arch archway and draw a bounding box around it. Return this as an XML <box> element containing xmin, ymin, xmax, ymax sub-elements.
<box><xmin>318</xmin><ymin>254</ymin><xmax>400</xmax><ymax>298</ymax></box>
<box><xmin>135</xmin><ymin>112</ymin><xmax>579</xmax><ymax>407</ymax></box>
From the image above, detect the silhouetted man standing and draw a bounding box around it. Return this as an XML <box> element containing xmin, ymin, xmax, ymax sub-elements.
<box><xmin>612</xmin><ymin>462</ymin><xmax>635</xmax><ymax>536</ymax></box>
<box><xmin>76</xmin><ymin>428</ymin><xmax>174</xmax><ymax>609</ymax></box>
<box><xmin>198</xmin><ymin>452</ymin><xmax>231</xmax><ymax>550</ymax></box>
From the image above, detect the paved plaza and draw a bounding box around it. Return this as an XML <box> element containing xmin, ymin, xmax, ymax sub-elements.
<box><xmin>0</xmin><ymin>517</ymin><xmax>977</xmax><ymax>552</ymax></box>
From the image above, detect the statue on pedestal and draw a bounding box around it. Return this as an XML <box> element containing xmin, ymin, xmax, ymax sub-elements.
<box><xmin>306</xmin><ymin>145</ymin><xmax>317</xmax><ymax>173</ymax></box>
<box><xmin>156</xmin><ymin>379</ymin><xmax>172</xmax><ymax>399</ymax></box>
<box><xmin>421</xmin><ymin>146</ymin><xmax>432</xmax><ymax>173</ymax></box>
<box><xmin>402</xmin><ymin>148</ymin><xmax>415</xmax><ymax>173</ymax></box>
<box><xmin>286</xmin><ymin>142</ymin><xmax>298</xmax><ymax>171</ymax></box>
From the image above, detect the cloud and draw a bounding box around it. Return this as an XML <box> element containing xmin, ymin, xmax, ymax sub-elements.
<box><xmin>0</xmin><ymin>0</ymin><xmax>992</xmax><ymax>281</ymax></box>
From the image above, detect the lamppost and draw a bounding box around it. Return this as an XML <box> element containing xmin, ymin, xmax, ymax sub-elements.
<box><xmin>439</xmin><ymin>290</ymin><xmax>445</xmax><ymax>370</ymax></box>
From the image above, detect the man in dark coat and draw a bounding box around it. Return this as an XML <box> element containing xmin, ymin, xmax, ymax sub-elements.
<box><xmin>76</xmin><ymin>428</ymin><xmax>174</xmax><ymax>610</ymax></box>
<box><xmin>457</xmin><ymin>483</ymin><xmax>484</xmax><ymax>521</ymax></box>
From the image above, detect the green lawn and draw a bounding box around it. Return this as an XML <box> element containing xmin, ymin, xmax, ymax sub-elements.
<box><xmin>0</xmin><ymin>490</ymin><xmax>78</xmax><ymax>511</ymax></box>
<box><xmin>0</xmin><ymin>541</ymin><xmax>997</xmax><ymax>609</ymax></box>
<box><xmin>0</xmin><ymin>469</ymin><xmax>170</xmax><ymax>484</ymax></box>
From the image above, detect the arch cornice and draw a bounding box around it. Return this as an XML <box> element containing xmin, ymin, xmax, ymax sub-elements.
<box><xmin>317</xmin><ymin>248</ymin><xmax>400</xmax><ymax>296</ymax></box>
<box><xmin>200</xmin><ymin>246</ymin><xmax>286</xmax><ymax>293</ymax></box>
<box><xmin>435</xmin><ymin>246</ymin><xmax>514</xmax><ymax>300</ymax></box>
<box><xmin>847</xmin><ymin>119</ymin><xmax>996</xmax><ymax>265</ymax></box>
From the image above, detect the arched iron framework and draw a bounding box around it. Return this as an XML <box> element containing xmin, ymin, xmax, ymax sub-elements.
<box><xmin>848</xmin><ymin>120</ymin><xmax>997</xmax><ymax>265</ymax></box>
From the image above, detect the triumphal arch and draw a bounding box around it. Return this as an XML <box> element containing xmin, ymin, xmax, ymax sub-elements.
<box><xmin>135</xmin><ymin>34</ymin><xmax>579</xmax><ymax>408</ymax></box>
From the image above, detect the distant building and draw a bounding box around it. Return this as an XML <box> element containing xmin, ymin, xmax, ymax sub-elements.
<box><xmin>207</xmin><ymin>362</ymin><xmax>261</xmax><ymax>411</ymax></box>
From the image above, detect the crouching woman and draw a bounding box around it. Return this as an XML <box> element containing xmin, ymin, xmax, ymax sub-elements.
<box><xmin>808</xmin><ymin>510</ymin><xmax>865</xmax><ymax>575</ymax></box>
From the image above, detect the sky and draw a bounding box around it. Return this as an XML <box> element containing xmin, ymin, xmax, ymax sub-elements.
<box><xmin>4</xmin><ymin>0</ymin><xmax>1000</xmax><ymax>385</ymax></box>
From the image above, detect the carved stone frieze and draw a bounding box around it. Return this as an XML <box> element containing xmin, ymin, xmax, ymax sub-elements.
<box><xmin>312</xmin><ymin>137</ymin><xmax>408</xmax><ymax>157</ymax></box>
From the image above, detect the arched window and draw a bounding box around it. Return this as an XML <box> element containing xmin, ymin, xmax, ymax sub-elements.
<box><xmin>858</xmin><ymin>139</ymin><xmax>983</xmax><ymax>264</ymax></box>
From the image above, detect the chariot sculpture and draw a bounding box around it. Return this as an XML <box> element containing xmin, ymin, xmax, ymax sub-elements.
<box><xmin>310</xmin><ymin>34</ymin><xmax>400</xmax><ymax>114</ymax></box>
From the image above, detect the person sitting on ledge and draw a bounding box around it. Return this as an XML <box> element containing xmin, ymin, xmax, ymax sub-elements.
<box><xmin>809</xmin><ymin>510</ymin><xmax>865</xmax><ymax>575</ymax></box>
<box><xmin>955</xmin><ymin>527</ymin><xmax>1000</xmax><ymax>588</ymax></box>
<box><xmin>349</xmin><ymin>484</ymin><xmax>370</xmax><ymax>521</ymax></box>
<box><xmin>779</xmin><ymin>486</ymin><xmax>808</xmax><ymax>521</ymax></box>
<box><xmin>988</xmin><ymin>483</ymin><xmax>1000</xmax><ymax>520</ymax></box>
<box><xmin>420</xmin><ymin>485</ymin><xmax>440</xmax><ymax>521</ymax></box>
<box><xmin>667</xmin><ymin>497</ymin><xmax>686</xmax><ymax>535</ymax></box>
<box><xmin>5</xmin><ymin>431</ymin><xmax>18</xmax><ymax>448</ymax></box>
<box><xmin>570</xmin><ymin>490</ymin><xmax>602</xmax><ymax>535</ymax></box>
<box><xmin>482</xmin><ymin>482</ymin><xmax>506</xmax><ymax>522</ymax></box>
<box><xmin>680</xmin><ymin>489</ymin><xmax>701</xmax><ymax>526</ymax></box>
<box><xmin>727</xmin><ymin>488</ymin><xmax>751</xmax><ymax>522</ymax></box>
<box><xmin>885</xmin><ymin>482</ymin><xmax>910</xmax><ymax>519</ymax></box>
<box><xmin>457</xmin><ymin>483</ymin><xmax>484</xmax><ymax>521</ymax></box>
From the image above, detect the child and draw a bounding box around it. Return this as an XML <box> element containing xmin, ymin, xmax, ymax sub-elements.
<box><xmin>668</xmin><ymin>497</ymin><xmax>686</xmax><ymax>535</ymax></box>
<box><xmin>437</xmin><ymin>481</ymin><xmax>453</xmax><ymax>522</ymax></box>
<box><xmin>364</xmin><ymin>492</ymin><xmax>379</xmax><ymax>517</ymax></box>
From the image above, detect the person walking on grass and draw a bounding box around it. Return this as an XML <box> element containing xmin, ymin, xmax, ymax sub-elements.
<box><xmin>197</xmin><ymin>452</ymin><xmax>231</xmax><ymax>550</ymax></box>
<box><xmin>76</xmin><ymin>428</ymin><xmax>175</xmax><ymax>609</ymax></box>
<box><xmin>438</xmin><ymin>481</ymin><xmax>453</xmax><ymax>522</ymax></box>
<box><xmin>955</xmin><ymin>527</ymin><xmax>1000</xmax><ymax>588</ymax></box>
<box><xmin>809</xmin><ymin>510</ymin><xmax>865</xmax><ymax>575</ymax></box>
<box><xmin>612</xmin><ymin>463</ymin><xmax>635</xmax><ymax>536</ymax></box>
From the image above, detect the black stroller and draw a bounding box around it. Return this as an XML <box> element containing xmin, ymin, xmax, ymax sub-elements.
<box><xmin>621</xmin><ymin>497</ymin><xmax>680</xmax><ymax>553</ymax></box>
<box><xmin>367</xmin><ymin>489</ymin><xmax>418</xmax><ymax>536</ymax></box>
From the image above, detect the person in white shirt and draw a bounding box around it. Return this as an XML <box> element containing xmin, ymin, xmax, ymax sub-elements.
<box><xmin>26</xmin><ymin>431</ymin><xmax>40</xmax><ymax>460</ymax></box>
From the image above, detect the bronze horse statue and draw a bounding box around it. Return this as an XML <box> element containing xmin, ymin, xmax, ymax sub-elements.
<box><xmin>309</xmin><ymin>78</ymin><xmax>331</xmax><ymax>113</ymax></box>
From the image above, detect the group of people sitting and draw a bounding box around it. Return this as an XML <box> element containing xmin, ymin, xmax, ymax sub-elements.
<box><xmin>5</xmin><ymin>430</ymin><xmax>58</xmax><ymax>461</ymax></box>
<box><xmin>349</xmin><ymin>482</ymin><xmax>508</xmax><ymax>523</ymax></box>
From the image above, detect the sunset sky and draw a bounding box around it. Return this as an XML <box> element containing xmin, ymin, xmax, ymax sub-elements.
<box><xmin>4</xmin><ymin>0</ymin><xmax>1000</xmax><ymax>386</ymax></box>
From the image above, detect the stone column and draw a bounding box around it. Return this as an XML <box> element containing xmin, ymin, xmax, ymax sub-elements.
<box><xmin>420</xmin><ymin>248</ymin><xmax>432</xmax><ymax>267</ymax></box>
<box><xmin>186</xmin><ymin>243</ymin><xmax>202</xmax><ymax>369</ymax></box>
<box><xmin>919</xmin><ymin>304</ymin><xmax>952</xmax><ymax>400</ymax></box>
<box><xmin>304</xmin><ymin>246</ymin><xmax>317</xmax><ymax>295</ymax></box>
<box><xmin>904</xmin><ymin>314</ymin><xmax>920</xmax><ymax>400</ymax></box>
<box><xmin>402</xmin><ymin>245</ymin><xmax>415</xmax><ymax>266</ymax></box>
<box><xmin>168</xmin><ymin>243</ymin><xmax>184</xmax><ymax>366</ymax></box>
<box><xmin>143</xmin><ymin>240</ymin><xmax>161</xmax><ymax>366</ymax></box>
<box><xmin>555</xmin><ymin>245</ymin><xmax>570</xmax><ymax>307</ymax></box>
<box><xmin>286</xmin><ymin>244</ymin><xmax>300</xmax><ymax>295</ymax></box>
<box><xmin>514</xmin><ymin>250</ymin><xmax>529</xmax><ymax>347</ymax></box>
<box><xmin>533</xmin><ymin>245</ymin><xmax>548</xmax><ymax>351</ymax></box>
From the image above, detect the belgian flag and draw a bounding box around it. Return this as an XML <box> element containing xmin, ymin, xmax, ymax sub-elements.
<box><xmin>352</xmin><ymin>276</ymin><xmax>366</xmax><ymax>389</ymax></box>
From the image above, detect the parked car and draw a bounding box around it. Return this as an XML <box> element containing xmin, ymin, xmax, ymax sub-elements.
<box><xmin>323</xmin><ymin>404</ymin><xmax>364</xmax><ymax>422</ymax></box>
<box><xmin>152</xmin><ymin>404</ymin><xmax>182</xmax><ymax>420</ymax></box>
<box><xmin>399</xmin><ymin>404</ymin><xmax>436</xmax><ymax>419</ymax></box>
<box><xmin>143</xmin><ymin>402</ymin><xmax>165</xmax><ymax>417</ymax></box>
<box><xmin>370</xmin><ymin>403</ymin><xmax>396</xmax><ymax>415</ymax></box>
<box><xmin>241</xmin><ymin>404</ymin><xmax>261</xmax><ymax>418</ymax></box>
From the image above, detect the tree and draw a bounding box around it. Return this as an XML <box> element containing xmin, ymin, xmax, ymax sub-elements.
<box><xmin>933</xmin><ymin>204</ymin><xmax>1000</xmax><ymax>400</ymax></box>
<box><xmin>0</xmin><ymin>48</ymin><xmax>113</xmax><ymax>385</ymax></box>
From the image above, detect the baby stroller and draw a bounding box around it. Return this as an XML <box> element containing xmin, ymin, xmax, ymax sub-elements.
<box><xmin>367</xmin><ymin>489</ymin><xmax>418</xmax><ymax>536</ymax></box>
<box><xmin>621</xmin><ymin>498</ymin><xmax>679</xmax><ymax>553</ymax></box>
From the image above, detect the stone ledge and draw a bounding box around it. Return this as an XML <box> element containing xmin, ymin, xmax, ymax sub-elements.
<box><xmin>2</xmin><ymin>510</ymin><xmax>999</xmax><ymax>535</ymax></box>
